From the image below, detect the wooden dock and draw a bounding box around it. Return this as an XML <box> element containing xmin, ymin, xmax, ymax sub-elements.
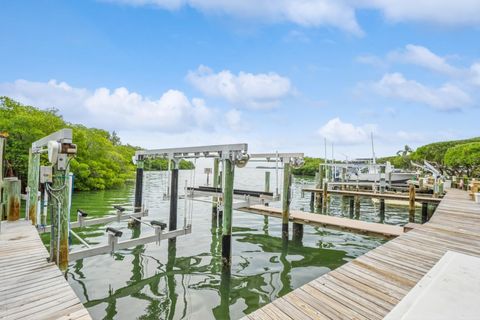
<box><xmin>239</xmin><ymin>205</ymin><xmax>405</xmax><ymax>238</ymax></box>
<box><xmin>0</xmin><ymin>220</ymin><xmax>91</xmax><ymax>320</ymax></box>
<box><xmin>242</xmin><ymin>189</ymin><xmax>480</xmax><ymax>319</ymax></box>
<box><xmin>303</xmin><ymin>188</ymin><xmax>442</xmax><ymax>204</ymax></box>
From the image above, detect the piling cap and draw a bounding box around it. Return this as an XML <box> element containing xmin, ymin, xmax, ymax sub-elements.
<box><xmin>0</xmin><ymin>131</ymin><xmax>8</xmax><ymax>138</ymax></box>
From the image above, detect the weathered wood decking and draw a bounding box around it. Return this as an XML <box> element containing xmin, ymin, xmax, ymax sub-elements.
<box><xmin>243</xmin><ymin>189</ymin><xmax>480</xmax><ymax>320</ymax></box>
<box><xmin>303</xmin><ymin>188</ymin><xmax>442</xmax><ymax>204</ymax></box>
<box><xmin>0</xmin><ymin>220</ymin><xmax>91</xmax><ymax>320</ymax></box>
<box><xmin>239</xmin><ymin>205</ymin><xmax>404</xmax><ymax>238</ymax></box>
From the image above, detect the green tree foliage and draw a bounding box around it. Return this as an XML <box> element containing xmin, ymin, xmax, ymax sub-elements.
<box><xmin>410</xmin><ymin>137</ymin><xmax>480</xmax><ymax>174</ymax></box>
<box><xmin>144</xmin><ymin>158</ymin><xmax>195</xmax><ymax>171</ymax></box>
<box><xmin>291</xmin><ymin>157</ymin><xmax>324</xmax><ymax>176</ymax></box>
<box><xmin>0</xmin><ymin>97</ymin><xmax>137</xmax><ymax>191</ymax></box>
<box><xmin>444</xmin><ymin>142</ymin><xmax>480</xmax><ymax>177</ymax></box>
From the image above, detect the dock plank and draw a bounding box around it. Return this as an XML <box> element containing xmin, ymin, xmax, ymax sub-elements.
<box><xmin>0</xmin><ymin>220</ymin><xmax>91</xmax><ymax>320</ymax></box>
<box><xmin>239</xmin><ymin>205</ymin><xmax>404</xmax><ymax>238</ymax></box>
<box><xmin>243</xmin><ymin>189</ymin><xmax>479</xmax><ymax>319</ymax></box>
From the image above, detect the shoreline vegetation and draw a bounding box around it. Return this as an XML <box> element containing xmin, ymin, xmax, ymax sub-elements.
<box><xmin>0</xmin><ymin>97</ymin><xmax>194</xmax><ymax>191</ymax></box>
<box><xmin>2</xmin><ymin>97</ymin><xmax>478</xmax><ymax>191</ymax></box>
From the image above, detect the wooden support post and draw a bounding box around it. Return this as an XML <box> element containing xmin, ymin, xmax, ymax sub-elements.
<box><xmin>315</xmin><ymin>165</ymin><xmax>323</xmax><ymax>208</ymax></box>
<box><xmin>421</xmin><ymin>202</ymin><xmax>428</xmax><ymax>223</ymax></box>
<box><xmin>310</xmin><ymin>192</ymin><xmax>314</xmax><ymax>208</ymax></box>
<box><xmin>379</xmin><ymin>198</ymin><xmax>385</xmax><ymax>222</ymax></box>
<box><xmin>0</xmin><ymin>135</ymin><xmax>5</xmax><ymax>220</ymax></box>
<box><xmin>212</xmin><ymin>158</ymin><xmax>219</xmax><ymax>215</ymax></box>
<box><xmin>409</xmin><ymin>184</ymin><xmax>416</xmax><ymax>223</ymax></box>
<box><xmin>322</xmin><ymin>181</ymin><xmax>328</xmax><ymax>209</ymax></box>
<box><xmin>221</xmin><ymin>159</ymin><xmax>234</xmax><ymax>266</ymax></box>
<box><xmin>264</xmin><ymin>171</ymin><xmax>271</xmax><ymax>193</ymax></box>
<box><xmin>27</xmin><ymin>149</ymin><xmax>40</xmax><ymax>225</ymax></box>
<box><xmin>282</xmin><ymin>162</ymin><xmax>291</xmax><ymax>239</ymax></box>
<box><xmin>134</xmin><ymin>157</ymin><xmax>144</xmax><ymax>213</ymax></box>
<box><xmin>349</xmin><ymin>197</ymin><xmax>354</xmax><ymax>218</ymax></box>
<box><xmin>354</xmin><ymin>195</ymin><xmax>360</xmax><ymax>219</ymax></box>
<box><xmin>4</xmin><ymin>177</ymin><xmax>21</xmax><ymax>221</ymax></box>
<box><xmin>292</xmin><ymin>222</ymin><xmax>303</xmax><ymax>243</ymax></box>
<box><xmin>51</xmin><ymin>163</ymin><xmax>70</xmax><ymax>271</ymax></box>
<box><xmin>341</xmin><ymin>168</ymin><xmax>346</xmax><ymax>190</ymax></box>
<box><xmin>169</xmin><ymin>161</ymin><xmax>179</xmax><ymax>235</ymax></box>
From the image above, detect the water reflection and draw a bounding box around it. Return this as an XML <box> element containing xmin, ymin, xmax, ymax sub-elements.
<box><xmin>66</xmin><ymin>169</ymin><xmax>399</xmax><ymax>319</ymax></box>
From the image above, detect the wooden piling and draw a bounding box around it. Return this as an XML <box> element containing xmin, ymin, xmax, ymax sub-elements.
<box><xmin>315</xmin><ymin>164</ymin><xmax>324</xmax><ymax>208</ymax></box>
<box><xmin>409</xmin><ymin>184</ymin><xmax>416</xmax><ymax>222</ymax></box>
<box><xmin>379</xmin><ymin>198</ymin><xmax>385</xmax><ymax>222</ymax></box>
<box><xmin>322</xmin><ymin>181</ymin><xmax>328</xmax><ymax>209</ymax></box>
<box><xmin>169</xmin><ymin>161</ymin><xmax>179</xmax><ymax>234</ymax></box>
<box><xmin>354</xmin><ymin>195</ymin><xmax>360</xmax><ymax>218</ymax></box>
<box><xmin>292</xmin><ymin>222</ymin><xmax>303</xmax><ymax>243</ymax></box>
<box><xmin>264</xmin><ymin>171</ymin><xmax>271</xmax><ymax>193</ymax></box>
<box><xmin>421</xmin><ymin>202</ymin><xmax>428</xmax><ymax>223</ymax></box>
<box><xmin>134</xmin><ymin>157</ymin><xmax>144</xmax><ymax>213</ymax></box>
<box><xmin>349</xmin><ymin>197</ymin><xmax>354</xmax><ymax>218</ymax></box>
<box><xmin>27</xmin><ymin>149</ymin><xmax>40</xmax><ymax>225</ymax></box>
<box><xmin>221</xmin><ymin>159</ymin><xmax>234</xmax><ymax>266</ymax></box>
<box><xmin>212</xmin><ymin>158</ymin><xmax>219</xmax><ymax>215</ymax></box>
<box><xmin>51</xmin><ymin>164</ymin><xmax>70</xmax><ymax>271</ymax></box>
<box><xmin>282</xmin><ymin>162</ymin><xmax>291</xmax><ymax>239</ymax></box>
<box><xmin>4</xmin><ymin>177</ymin><xmax>21</xmax><ymax>221</ymax></box>
<box><xmin>0</xmin><ymin>135</ymin><xmax>5</xmax><ymax>220</ymax></box>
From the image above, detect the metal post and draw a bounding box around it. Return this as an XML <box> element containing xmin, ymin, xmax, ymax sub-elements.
<box><xmin>4</xmin><ymin>178</ymin><xmax>21</xmax><ymax>221</ymax></box>
<box><xmin>282</xmin><ymin>162</ymin><xmax>291</xmax><ymax>239</ymax></box>
<box><xmin>421</xmin><ymin>202</ymin><xmax>428</xmax><ymax>223</ymax></box>
<box><xmin>134</xmin><ymin>157</ymin><xmax>144</xmax><ymax>213</ymax></box>
<box><xmin>409</xmin><ymin>184</ymin><xmax>416</xmax><ymax>223</ymax></box>
<box><xmin>27</xmin><ymin>149</ymin><xmax>40</xmax><ymax>225</ymax></box>
<box><xmin>169</xmin><ymin>161</ymin><xmax>179</xmax><ymax>233</ymax></box>
<box><xmin>222</xmin><ymin>159</ymin><xmax>234</xmax><ymax>266</ymax></box>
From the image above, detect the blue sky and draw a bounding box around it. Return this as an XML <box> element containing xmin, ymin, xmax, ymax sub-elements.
<box><xmin>1</xmin><ymin>0</ymin><xmax>479</xmax><ymax>158</ymax></box>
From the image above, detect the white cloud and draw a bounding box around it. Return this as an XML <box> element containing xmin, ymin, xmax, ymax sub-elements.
<box><xmin>371</xmin><ymin>73</ymin><xmax>472</xmax><ymax>111</ymax></box>
<box><xmin>186</xmin><ymin>65</ymin><xmax>292</xmax><ymax>109</ymax></box>
<box><xmin>106</xmin><ymin>0</ymin><xmax>480</xmax><ymax>35</ymax></box>
<box><xmin>387</xmin><ymin>44</ymin><xmax>459</xmax><ymax>76</ymax></box>
<box><xmin>317</xmin><ymin>117</ymin><xmax>375</xmax><ymax>145</ymax></box>
<box><xmin>224</xmin><ymin>109</ymin><xmax>247</xmax><ymax>132</ymax></box>
<box><xmin>106</xmin><ymin>0</ymin><xmax>363</xmax><ymax>35</ymax></box>
<box><xmin>364</xmin><ymin>0</ymin><xmax>480</xmax><ymax>26</ymax></box>
<box><xmin>470</xmin><ymin>63</ymin><xmax>480</xmax><ymax>86</ymax></box>
<box><xmin>0</xmin><ymin>79</ymin><xmax>213</xmax><ymax>132</ymax></box>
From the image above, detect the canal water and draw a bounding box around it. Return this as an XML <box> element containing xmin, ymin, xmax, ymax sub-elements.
<box><xmin>65</xmin><ymin>164</ymin><xmax>421</xmax><ymax>320</ymax></box>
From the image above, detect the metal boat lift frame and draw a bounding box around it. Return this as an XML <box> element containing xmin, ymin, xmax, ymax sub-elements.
<box><xmin>134</xmin><ymin>143</ymin><xmax>249</xmax><ymax>267</ymax></box>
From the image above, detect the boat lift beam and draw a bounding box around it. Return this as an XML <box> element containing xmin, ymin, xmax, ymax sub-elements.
<box><xmin>135</xmin><ymin>143</ymin><xmax>248</xmax><ymax>161</ymax></box>
<box><xmin>37</xmin><ymin>209</ymin><xmax>149</xmax><ymax>234</ymax></box>
<box><xmin>69</xmin><ymin>225</ymin><xmax>192</xmax><ymax>262</ymax></box>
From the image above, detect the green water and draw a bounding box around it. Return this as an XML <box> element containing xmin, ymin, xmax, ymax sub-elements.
<box><xmin>63</xmin><ymin>168</ymin><xmax>424</xmax><ymax>320</ymax></box>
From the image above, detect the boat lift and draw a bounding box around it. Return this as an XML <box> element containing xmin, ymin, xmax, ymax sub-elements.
<box><xmin>134</xmin><ymin>143</ymin><xmax>249</xmax><ymax>266</ymax></box>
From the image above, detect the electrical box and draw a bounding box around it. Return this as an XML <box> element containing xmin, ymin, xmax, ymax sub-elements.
<box><xmin>40</xmin><ymin>166</ymin><xmax>53</xmax><ymax>183</ymax></box>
